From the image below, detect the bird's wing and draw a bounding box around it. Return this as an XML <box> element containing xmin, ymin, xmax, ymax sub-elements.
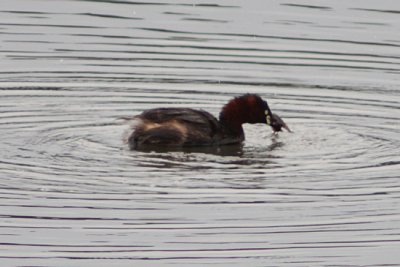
<box><xmin>138</xmin><ymin>108</ymin><xmax>220</xmax><ymax>136</ymax></box>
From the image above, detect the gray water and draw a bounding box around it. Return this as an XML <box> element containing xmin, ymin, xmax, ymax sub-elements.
<box><xmin>1</xmin><ymin>0</ymin><xmax>400</xmax><ymax>266</ymax></box>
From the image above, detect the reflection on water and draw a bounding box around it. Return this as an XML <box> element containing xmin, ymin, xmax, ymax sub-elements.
<box><xmin>135</xmin><ymin>143</ymin><xmax>245</xmax><ymax>156</ymax></box>
<box><xmin>1</xmin><ymin>0</ymin><xmax>400</xmax><ymax>266</ymax></box>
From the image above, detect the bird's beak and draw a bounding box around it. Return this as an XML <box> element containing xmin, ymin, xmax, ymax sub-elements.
<box><xmin>283</xmin><ymin>123</ymin><xmax>292</xmax><ymax>133</ymax></box>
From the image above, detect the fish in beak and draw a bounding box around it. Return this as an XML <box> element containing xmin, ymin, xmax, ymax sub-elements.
<box><xmin>269</xmin><ymin>113</ymin><xmax>291</xmax><ymax>133</ymax></box>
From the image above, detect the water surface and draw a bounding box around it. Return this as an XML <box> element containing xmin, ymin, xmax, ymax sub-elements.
<box><xmin>1</xmin><ymin>0</ymin><xmax>400</xmax><ymax>266</ymax></box>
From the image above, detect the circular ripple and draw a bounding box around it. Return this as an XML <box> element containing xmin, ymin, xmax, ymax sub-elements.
<box><xmin>0</xmin><ymin>85</ymin><xmax>398</xmax><ymax>267</ymax></box>
<box><xmin>1</xmin><ymin>1</ymin><xmax>400</xmax><ymax>265</ymax></box>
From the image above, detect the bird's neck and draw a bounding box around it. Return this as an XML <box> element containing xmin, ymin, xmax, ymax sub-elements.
<box><xmin>218</xmin><ymin>101</ymin><xmax>249</xmax><ymax>136</ymax></box>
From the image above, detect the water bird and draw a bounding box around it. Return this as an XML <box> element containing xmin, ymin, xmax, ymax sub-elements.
<box><xmin>125</xmin><ymin>94</ymin><xmax>291</xmax><ymax>149</ymax></box>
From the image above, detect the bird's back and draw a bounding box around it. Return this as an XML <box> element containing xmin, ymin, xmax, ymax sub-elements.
<box><xmin>126</xmin><ymin>108</ymin><xmax>222</xmax><ymax>148</ymax></box>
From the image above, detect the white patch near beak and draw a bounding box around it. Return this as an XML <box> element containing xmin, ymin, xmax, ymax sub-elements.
<box><xmin>265</xmin><ymin>111</ymin><xmax>271</xmax><ymax>125</ymax></box>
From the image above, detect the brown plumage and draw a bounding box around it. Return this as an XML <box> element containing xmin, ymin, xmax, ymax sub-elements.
<box><xmin>124</xmin><ymin>94</ymin><xmax>290</xmax><ymax>149</ymax></box>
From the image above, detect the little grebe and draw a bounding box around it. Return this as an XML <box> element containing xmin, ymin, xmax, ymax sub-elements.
<box><xmin>125</xmin><ymin>94</ymin><xmax>290</xmax><ymax>149</ymax></box>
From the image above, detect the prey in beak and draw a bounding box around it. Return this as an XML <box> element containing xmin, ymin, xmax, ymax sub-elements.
<box><xmin>269</xmin><ymin>113</ymin><xmax>291</xmax><ymax>133</ymax></box>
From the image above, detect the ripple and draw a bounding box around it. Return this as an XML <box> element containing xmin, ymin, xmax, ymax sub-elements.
<box><xmin>2</xmin><ymin>83</ymin><xmax>397</xmax><ymax>197</ymax></box>
<box><xmin>1</xmin><ymin>0</ymin><xmax>400</xmax><ymax>266</ymax></box>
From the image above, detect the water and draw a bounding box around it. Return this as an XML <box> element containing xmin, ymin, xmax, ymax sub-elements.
<box><xmin>1</xmin><ymin>0</ymin><xmax>400</xmax><ymax>266</ymax></box>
